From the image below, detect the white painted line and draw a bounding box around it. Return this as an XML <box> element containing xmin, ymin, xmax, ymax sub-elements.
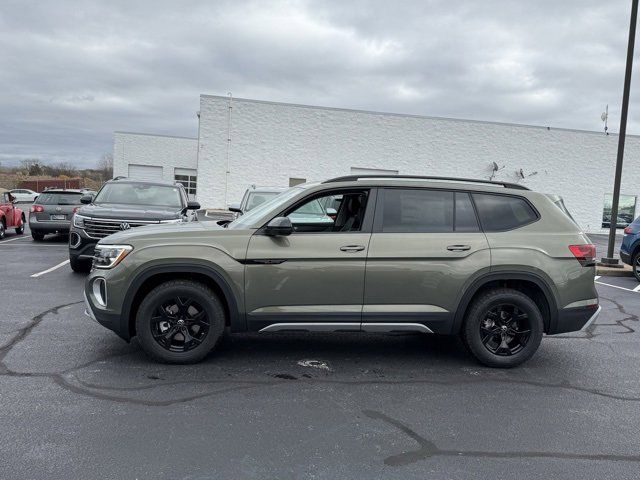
<box><xmin>30</xmin><ymin>259</ymin><xmax>70</xmax><ymax>278</ymax></box>
<box><xmin>633</xmin><ymin>284</ymin><xmax>640</xmax><ymax>292</ymax></box>
<box><xmin>0</xmin><ymin>236</ymin><xmax>31</xmax><ymax>244</ymax></box>
<box><xmin>594</xmin><ymin>275</ymin><xmax>601</xmax><ymax>281</ymax></box>
<box><xmin>595</xmin><ymin>280</ymin><xmax>639</xmax><ymax>293</ymax></box>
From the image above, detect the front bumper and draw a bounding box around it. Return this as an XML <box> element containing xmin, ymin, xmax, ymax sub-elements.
<box><xmin>69</xmin><ymin>226</ymin><xmax>98</xmax><ymax>260</ymax></box>
<box><xmin>83</xmin><ymin>275</ymin><xmax>130</xmax><ymax>341</ymax></box>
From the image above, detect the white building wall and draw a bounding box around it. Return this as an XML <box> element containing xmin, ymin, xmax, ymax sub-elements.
<box><xmin>198</xmin><ymin>95</ymin><xmax>640</xmax><ymax>232</ymax></box>
<box><xmin>113</xmin><ymin>131</ymin><xmax>198</xmax><ymax>185</ymax></box>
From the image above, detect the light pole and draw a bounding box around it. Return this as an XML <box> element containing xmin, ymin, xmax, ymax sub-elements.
<box><xmin>601</xmin><ymin>0</ymin><xmax>638</xmax><ymax>266</ymax></box>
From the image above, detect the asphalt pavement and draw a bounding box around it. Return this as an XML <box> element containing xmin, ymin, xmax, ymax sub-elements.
<box><xmin>1</xmin><ymin>223</ymin><xmax>640</xmax><ymax>479</ymax></box>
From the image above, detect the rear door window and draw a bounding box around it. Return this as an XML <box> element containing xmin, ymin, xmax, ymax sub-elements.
<box><xmin>472</xmin><ymin>193</ymin><xmax>538</xmax><ymax>231</ymax></box>
<box><xmin>381</xmin><ymin>189</ymin><xmax>454</xmax><ymax>233</ymax></box>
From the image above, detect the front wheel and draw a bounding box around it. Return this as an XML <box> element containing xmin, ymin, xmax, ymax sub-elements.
<box><xmin>0</xmin><ymin>221</ymin><xmax>5</xmax><ymax>239</ymax></box>
<box><xmin>462</xmin><ymin>288</ymin><xmax>544</xmax><ymax>368</ymax></box>
<box><xmin>135</xmin><ymin>280</ymin><xmax>226</xmax><ymax>364</ymax></box>
<box><xmin>632</xmin><ymin>252</ymin><xmax>640</xmax><ymax>283</ymax></box>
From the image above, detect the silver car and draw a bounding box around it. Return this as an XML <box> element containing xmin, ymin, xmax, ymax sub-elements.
<box><xmin>29</xmin><ymin>189</ymin><xmax>84</xmax><ymax>240</ymax></box>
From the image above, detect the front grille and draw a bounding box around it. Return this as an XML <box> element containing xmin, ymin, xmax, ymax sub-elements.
<box><xmin>83</xmin><ymin>218</ymin><xmax>159</xmax><ymax>238</ymax></box>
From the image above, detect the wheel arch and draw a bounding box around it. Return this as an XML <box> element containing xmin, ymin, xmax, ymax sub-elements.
<box><xmin>452</xmin><ymin>271</ymin><xmax>558</xmax><ymax>334</ymax></box>
<box><xmin>122</xmin><ymin>264</ymin><xmax>243</xmax><ymax>340</ymax></box>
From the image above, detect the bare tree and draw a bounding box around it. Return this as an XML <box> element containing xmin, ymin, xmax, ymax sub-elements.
<box><xmin>20</xmin><ymin>158</ymin><xmax>43</xmax><ymax>176</ymax></box>
<box><xmin>96</xmin><ymin>153</ymin><xmax>114</xmax><ymax>181</ymax></box>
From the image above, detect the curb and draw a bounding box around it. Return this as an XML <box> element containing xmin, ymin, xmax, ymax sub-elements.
<box><xmin>596</xmin><ymin>267</ymin><xmax>634</xmax><ymax>277</ymax></box>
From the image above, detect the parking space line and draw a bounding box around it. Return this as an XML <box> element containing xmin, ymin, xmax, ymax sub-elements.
<box><xmin>633</xmin><ymin>284</ymin><xmax>640</xmax><ymax>292</ymax></box>
<box><xmin>595</xmin><ymin>280</ymin><xmax>639</xmax><ymax>293</ymax></box>
<box><xmin>0</xmin><ymin>236</ymin><xmax>31</xmax><ymax>244</ymax></box>
<box><xmin>31</xmin><ymin>259</ymin><xmax>70</xmax><ymax>278</ymax></box>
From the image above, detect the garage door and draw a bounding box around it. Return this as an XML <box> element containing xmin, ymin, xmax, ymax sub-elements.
<box><xmin>128</xmin><ymin>164</ymin><xmax>163</xmax><ymax>181</ymax></box>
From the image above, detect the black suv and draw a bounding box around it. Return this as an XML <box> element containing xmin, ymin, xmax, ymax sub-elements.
<box><xmin>69</xmin><ymin>178</ymin><xmax>200</xmax><ymax>272</ymax></box>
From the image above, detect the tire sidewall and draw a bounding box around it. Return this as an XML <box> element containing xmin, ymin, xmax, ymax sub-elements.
<box><xmin>0</xmin><ymin>221</ymin><xmax>5</xmax><ymax>239</ymax></box>
<box><xmin>136</xmin><ymin>282</ymin><xmax>225</xmax><ymax>363</ymax></box>
<box><xmin>464</xmin><ymin>289</ymin><xmax>544</xmax><ymax>368</ymax></box>
<box><xmin>633</xmin><ymin>252</ymin><xmax>640</xmax><ymax>282</ymax></box>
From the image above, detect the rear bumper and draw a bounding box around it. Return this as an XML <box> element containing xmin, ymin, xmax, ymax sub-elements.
<box><xmin>29</xmin><ymin>216</ymin><xmax>71</xmax><ymax>233</ymax></box>
<box><xmin>620</xmin><ymin>250</ymin><xmax>631</xmax><ymax>265</ymax></box>
<box><xmin>550</xmin><ymin>305</ymin><xmax>601</xmax><ymax>334</ymax></box>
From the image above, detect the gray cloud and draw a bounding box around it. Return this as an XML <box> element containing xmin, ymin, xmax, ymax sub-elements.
<box><xmin>0</xmin><ymin>0</ymin><xmax>636</xmax><ymax>167</ymax></box>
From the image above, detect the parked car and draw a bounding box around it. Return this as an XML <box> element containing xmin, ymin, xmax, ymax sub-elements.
<box><xmin>29</xmin><ymin>189</ymin><xmax>84</xmax><ymax>241</ymax></box>
<box><xmin>83</xmin><ymin>175</ymin><xmax>600</xmax><ymax>367</ymax></box>
<box><xmin>9</xmin><ymin>188</ymin><xmax>39</xmax><ymax>203</ymax></box>
<box><xmin>69</xmin><ymin>177</ymin><xmax>200</xmax><ymax>273</ymax></box>
<box><xmin>620</xmin><ymin>216</ymin><xmax>640</xmax><ymax>281</ymax></box>
<box><xmin>0</xmin><ymin>192</ymin><xmax>25</xmax><ymax>239</ymax></box>
<box><xmin>229</xmin><ymin>186</ymin><xmax>286</xmax><ymax>216</ymax></box>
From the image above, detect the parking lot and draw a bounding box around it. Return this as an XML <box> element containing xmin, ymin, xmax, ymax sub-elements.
<box><xmin>1</xmin><ymin>222</ymin><xmax>640</xmax><ymax>479</ymax></box>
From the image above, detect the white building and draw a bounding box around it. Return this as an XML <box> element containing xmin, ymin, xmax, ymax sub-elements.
<box><xmin>114</xmin><ymin>95</ymin><xmax>640</xmax><ymax>232</ymax></box>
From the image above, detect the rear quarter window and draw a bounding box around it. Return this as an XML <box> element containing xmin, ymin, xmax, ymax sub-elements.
<box><xmin>472</xmin><ymin>193</ymin><xmax>538</xmax><ymax>231</ymax></box>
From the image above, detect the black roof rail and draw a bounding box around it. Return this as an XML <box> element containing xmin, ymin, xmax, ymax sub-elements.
<box><xmin>322</xmin><ymin>175</ymin><xmax>530</xmax><ymax>190</ymax></box>
<box><xmin>112</xmin><ymin>176</ymin><xmax>128</xmax><ymax>181</ymax></box>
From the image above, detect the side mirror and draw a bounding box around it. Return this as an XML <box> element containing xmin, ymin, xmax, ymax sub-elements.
<box><xmin>264</xmin><ymin>216</ymin><xmax>293</xmax><ymax>236</ymax></box>
<box><xmin>228</xmin><ymin>203</ymin><xmax>242</xmax><ymax>214</ymax></box>
<box><xmin>186</xmin><ymin>200</ymin><xmax>200</xmax><ymax>210</ymax></box>
<box><xmin>80</xmin><ymin>195</ymin><xmax>93</xmax><ymax>204</ymax></box>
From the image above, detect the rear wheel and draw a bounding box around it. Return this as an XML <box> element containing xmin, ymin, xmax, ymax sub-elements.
<box><xmin>15</xmin><ymin>214</ymin><xmax>25</xmax><ymax>234</ymax></box>
<box><xmin>135</xmin><ymin>280</ymin><xmax>225</xmax><ymax>364</ymax></box>
<box><xmin>0</xmin><ymin>221</ymin><xmax>5</xmax><ymax>239</ymax></box>
<box><xmin>632</xmin><ymin>252</ymin><xmax>640</xmax><ymax>282</ymax></box>
<box><xmin>462</xmin><ymin>288</ymin><xmax>544</xmax><ymax>368</ymax></box>
<box><xmin>32</xmin><ymin>232</ymin><xmax>45</xmax><ymax>241</ymax></box>
<box><xmin>69</xmin><ymin>256</ymin><xmax>91</xmax><ymax>273</ymax></box>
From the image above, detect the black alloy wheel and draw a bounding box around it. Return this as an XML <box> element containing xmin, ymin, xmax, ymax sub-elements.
<box><xmin>633</xmin><ymin>252</ymin><xmax>640</xmax><ymax>283</ymax></box>
<box><xmin>479</xmin><ymin>304</ymin><xmax>531</xmax><ymax>356</ymax></box>
<box><xmin>151</xmin><ymin>296</ymin><xmax>210</xmax><ymax>352</ymax></box>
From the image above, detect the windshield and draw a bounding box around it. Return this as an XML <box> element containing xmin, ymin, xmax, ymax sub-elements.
<box><xmin>94</xmin><ymin>183</ymin><xmax>183</xmax><ymax>208</ymax></box>
<box><xmin>246</xmin><ymin>191</ymin><xmax>280</xmax><ymax>211</ymax></box>
<box><xmin>228</xmin><ymin>187</ymin><xmax>304</xmax><ymax>229</ymax></box>
<box><xmin>36</xmin><ymin>192</ymin><xmax>83</xmax><ymax>205</ymax></box>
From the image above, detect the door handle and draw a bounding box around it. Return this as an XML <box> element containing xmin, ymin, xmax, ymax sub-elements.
<box><xmin>447</xmin><ymin>245</ymin><xmax>471</xmax><ymax>251</ymax></box>
<box><xmin>340</xmin><ymin>245</ymin><xmax>365</xmax><ymax>252</ymax></box>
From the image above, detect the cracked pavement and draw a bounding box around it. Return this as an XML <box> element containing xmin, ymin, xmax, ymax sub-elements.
<box><xmin>1</xmin><ymin>229</ymin><xmax>640</xmax><ymax>479</ymax></box>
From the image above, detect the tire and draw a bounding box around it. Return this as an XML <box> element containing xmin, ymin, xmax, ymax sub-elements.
<box><xmin>16</xmin><ymin>215</ymin><xmax>25</xmax><ymax>234</ymax></box>
<box><xmin>69</xmin><ymin>256</ymin><xmax>91</xmax><ymax>273</ymax></box>
<box><xmin>461</xmin><ymin>288</ymin><xmax>544</xmax><ymax>368</ymax></box>
<box><xmin>0</xmin><ymin>221</ymin><xmax>5</xmax><ymax>240</ymax></box>
<box><xmin>632</xmin><ymin>251</ymin><xmax>640</xmax><ymax>283</ymax></box>
<box><xmin>31</xmin><ymin>232</ymin><xmax>44</xmax><ymax>241</ymax></box>
<box><xmin>135</xmin><ymin>280</ymin><xmax>225</xmax><ymax>364</ymax></box>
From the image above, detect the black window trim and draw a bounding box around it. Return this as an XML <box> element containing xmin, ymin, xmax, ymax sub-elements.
<box><xmin>257</xmin><ymin>187</ymin><xmax>377</xmax><ymax>235</ymax></box>
<box><xmin>372</xmin><ymin>186</ymin><xmax>539</xmax><ymax>234</ymax></box>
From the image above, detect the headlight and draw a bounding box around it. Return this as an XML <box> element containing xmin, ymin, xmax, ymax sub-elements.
<box><xmin>93</xmin><ymin>244</ymin><xmax>133</xmax><ymax>269</ymax></box>
<box><xmin>159</xmin><ymin>218</ymin><xmax>183</xmax><ymax>224</ymax></box>
<box><xmin>73</xmin><ymin>214</ymin><xmax>88</xmax><ymax>228</ymax></box>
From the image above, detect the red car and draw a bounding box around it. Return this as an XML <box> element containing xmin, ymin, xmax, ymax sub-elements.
<box><xmin>0</xmin><ymin>192</ymin><xmax>25</xmax><ymax>239</ymax></box>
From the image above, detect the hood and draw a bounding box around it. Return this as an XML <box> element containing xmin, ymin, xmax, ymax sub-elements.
<box><xmin>99</xmin><ymin>220</ymin><xmax>223</xmax><ymax>244</ymax></box>
<box><xmin>78</xmin><ymin>203</ymin><xmax>182</xmax><ymax>221</ymax></box>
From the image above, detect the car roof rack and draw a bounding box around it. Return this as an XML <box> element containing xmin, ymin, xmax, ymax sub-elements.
<box><xmin>322</xmin><ymin>175</ymin><xmax>529</xmax><ymax>190</ymax></box>
<box><xmin>112</xmin><ymin>176</ymin><xmax>128</xmax><ymax>181</ymax></box>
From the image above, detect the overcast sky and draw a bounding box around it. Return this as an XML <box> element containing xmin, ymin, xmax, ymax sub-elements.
<box><xmin>0</xmin><ymin>0</ymin><xmax>638</xmax><ymax>167</ymax></box>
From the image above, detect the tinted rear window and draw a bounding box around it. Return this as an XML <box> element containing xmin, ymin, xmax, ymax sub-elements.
<box><xmin>472</xmin><ymin>194</ymin><xmax>538</xmax><ymax>231</ymax></box>
<box><xmin>382</xmin><ymin>189</ymin><xmax>454</xmax><ymax>233</ymax></box>
<box><xmin>37</xmin><ymin>192</ymin><xmax>83</xmax><ymax>205</ymax></box>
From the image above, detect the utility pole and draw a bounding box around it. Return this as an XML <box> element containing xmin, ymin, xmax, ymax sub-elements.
<box><xmin>601</xmin><ymin>0</ymin><xmax>638</xmax><ymax>266</ymax></box>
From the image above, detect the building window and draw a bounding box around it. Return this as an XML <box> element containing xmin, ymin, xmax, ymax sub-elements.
<box><xmin>602</xmin><ymin>194</ymin><xmax>637</xmax><ymax>229</ymax></box>
<box><xmin>289</xmin><ymin>177</ymin><xmax>306</xmax><ymax>187</ymax></box>
<box><xmin>174</xmin><ymin>168</ymin><xmax>197</xmax><ymax>196</ymax></box>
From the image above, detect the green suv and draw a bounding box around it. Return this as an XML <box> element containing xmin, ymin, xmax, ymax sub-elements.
<box><xmin>83</xmin><ymin>175</ymin><xmax>599</xmax><ymax>367</ymax></box>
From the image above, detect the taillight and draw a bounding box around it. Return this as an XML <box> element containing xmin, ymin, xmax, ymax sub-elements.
<box><xmin>72</xmin><ymin>207</ymin><xmax>79</xmax><ymax>214</ymax></box>
<box><xmin>569</xmin><ymin>244</ymin><xmax>596</xmax><ymax>266</ymax></box>
<box><xmin>624</xmin><ymin>226</ymin><xmax>633</xmax><ymax>235</ymax></box>
<box><xmin>30</xmin><ymin>205</ymin><xmax>44</xmax><ymax>213</ymax></box>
